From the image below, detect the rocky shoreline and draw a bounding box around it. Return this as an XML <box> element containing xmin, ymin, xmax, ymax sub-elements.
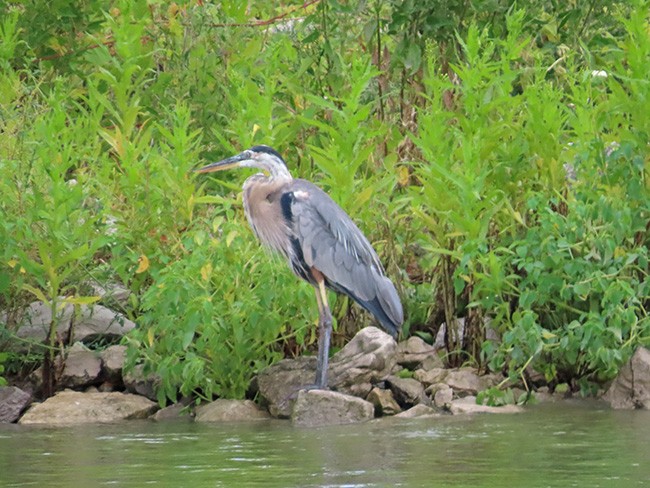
<box><xmin>2</xmin><ymin>317</ymin><xmax>649</xmax><ymax>427</ymax></box>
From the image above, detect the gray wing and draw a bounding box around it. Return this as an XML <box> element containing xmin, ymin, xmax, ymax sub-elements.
<box><xmin>289</xmin><ymin>179</ymin><xmax>403</xmax><ymax>335</ymax></box>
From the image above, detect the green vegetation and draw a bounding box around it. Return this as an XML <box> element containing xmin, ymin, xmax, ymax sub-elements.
<box><xmin>0</xmin><ymin>0</ymin><xmax>648</xmax><ymax>401</ymax></box>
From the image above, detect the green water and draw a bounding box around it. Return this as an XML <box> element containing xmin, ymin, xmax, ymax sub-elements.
<box><xmin>1</xmin><ymin>400</ymin><xmax>648</xmax><ymax>487</ymax></box>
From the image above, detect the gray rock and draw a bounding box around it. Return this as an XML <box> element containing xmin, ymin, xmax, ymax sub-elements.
<box><xmin>420</xmin><ymin>355</ymin><xmax>445</xmax><ymax>371</ymax></box>
<box><xmin>257</xmin><ymin>357</ymin><xmax>317</xmax><ymax>418</ymax></box>
<box><xmin>432</xmin><ymin>384</ymin><xmax>453</xmax><ymax>409</ymax></box>
<box><xmin>123</xmin><ymin>364</ymin><xmax>159</xmax><ymax>401</ymax></box>
<box><xmin>152</xmin><ymin>402</ymin><xmax>192</xmax><ymax>421</ymax></box>
<box><xmin>14</xmin><ymin>300</ymin><xmax>74</xmax><ymax>346</ymax></box>
<box><xmin>414</xmin><ymin>367</ymin><xmax>448</xmax><ymax>386</ymax></box>
<box><xmin>71</xmin><ymin>305</ymin><xmax>135</xmax><ymax>343</ymax></box>
<box><xmin>195</xmin><ymin>399</ymin><xmax>270</xmax><ymax>422</ymax></box>
<box><xmin>534</xmin><ymin>387</ymin><xmax>561</xmax><ymax>403</ymax></box>
<box><xmin>386</xmin><ymin>376</ymin><xmax>426</xmax><ymax>408</ymax></box>
<box><xmin>257</xmin><ymin>327</ymin><xmax>396</xmax><ymax>417</ymax></box>
<box><xmin>444</xmin><ymin>368</ymin><xmax>498</xmax><ymax>396</ymax></box>
<box><xmin>60</xmin><ymin>342</ymin><xmax>102</xmax><ymax>389</ymax></box>
<box><xmin>395</xmin><ymin>336</ymin><xmax>442</xmax><ymax>370</ymax></box>
<box><xmin>291</xmin><ymin>390</ymin><xmax>374</xmax><ymax>427</ymax></box>
<box><xmin>0</xmin><ymin>386</ymin><xmax>32</xmax><ymax>423</ymax></box>
<box><xmin>19</xmin><ymin>391</ymin><xmax>157</xmax><ymax>424</ymax></box>
<box><xmin>394</xmin><ymin>404</ymin><xmax>440</xmax><ymax>419</ymax></box>
<box><xmin>329</xmin><ymin>326</ymin><xmax>397</xmax><ymax>397</ymax></box>
<box><xmin>100</xmin><ymin>344</ymin><xmax>127</xmax><ymax>383</ymax></box>
<box><xmin>366</xmin><ymin>387</ymin><xmax>401</xmax><ymax>416</ymax></box>
<box><xmin>603</xmin><ymin>347</ymin><xmax>650</xmax><ymax>409</ymax></box>
<box><xmin>88</xmin><ymin>281</ymin><xmax>131</xmax><ymax>307</ymax></box>
<box><xmin>11</xmin><ymin>301</ymin><xmax>135</xmax><ymax>348</ymax></box>
<box><xmin>449</xmin><ymin>396</ymin><xmax>524</xmax><ymax>415</ymax></box>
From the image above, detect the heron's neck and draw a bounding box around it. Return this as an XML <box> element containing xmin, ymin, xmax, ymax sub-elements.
<box><xmin>265</xmin><ymin>163</ymin><xmax>293</xmax><ymax>181</ymax></box>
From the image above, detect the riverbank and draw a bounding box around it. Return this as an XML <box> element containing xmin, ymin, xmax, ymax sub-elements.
<box><xmin>3</xmin><ymin>327</ymin><xmax>647</xmax><ymax>427</ymax></box>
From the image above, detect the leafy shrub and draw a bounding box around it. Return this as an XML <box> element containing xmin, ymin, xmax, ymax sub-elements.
<box><xmin>1</xmin><ymin>0</ymin><xmax>648</xmax><ymax>402</ymax></box>
<box><xmin>125</xmin><ymin>209</ymin><xmax>315</xmax><ymax>404</ymax></box>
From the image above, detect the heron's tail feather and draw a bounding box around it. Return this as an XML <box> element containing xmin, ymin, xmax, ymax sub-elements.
<box><xmin>329</xmin><ymin>275</ymin><xmax>403</xmax><ymax>338</ymax></box>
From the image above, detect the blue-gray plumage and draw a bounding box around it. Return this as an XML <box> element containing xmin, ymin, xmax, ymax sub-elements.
<box><xmin>196</xmin><ymin>145</ymin><xmax>403</xmax><ymax>388</ymax></box>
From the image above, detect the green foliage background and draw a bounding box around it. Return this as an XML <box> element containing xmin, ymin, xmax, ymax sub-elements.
<box><xmin>0</xmin><ymin>0</ymin><xmax>648</xmax><ymax>401</ymax></box>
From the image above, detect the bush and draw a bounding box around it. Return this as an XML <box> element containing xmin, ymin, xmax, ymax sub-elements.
<box><xmin>1</xmin><ymin>0</ymin><xmax>648</xmax><ymax>402</ymax></box>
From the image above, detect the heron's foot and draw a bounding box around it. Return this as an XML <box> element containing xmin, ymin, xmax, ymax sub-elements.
<box><xmin>298</xmin><ymin>383</ymin><xmax>329</xmax><ymax>393</ymax></box>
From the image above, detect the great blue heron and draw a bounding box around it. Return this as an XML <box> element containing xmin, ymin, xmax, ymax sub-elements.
<box><xmin>196</xmin><ymin>145</ymin><xmax>403</xmax><ymax>388</ymax></box>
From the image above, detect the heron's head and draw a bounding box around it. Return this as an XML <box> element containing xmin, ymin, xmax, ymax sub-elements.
<box><xmin>196</xmin><ymin>145</ymin><xmax>291</xmax><ymax>179</ymax></box>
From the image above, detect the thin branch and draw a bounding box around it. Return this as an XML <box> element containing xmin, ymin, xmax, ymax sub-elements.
<box><xmin>207</xmin><ymin>0</ymin><xmax>321</xmax><ymax>28</ymax></box>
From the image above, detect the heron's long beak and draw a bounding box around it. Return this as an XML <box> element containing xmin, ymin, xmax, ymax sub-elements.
<box><xmin>195</xmin><ymin>152</ymin><xmax>247</xmax><ymax>173</ymax></box>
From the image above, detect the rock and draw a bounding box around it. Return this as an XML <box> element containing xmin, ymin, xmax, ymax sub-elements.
<box><xmin>71</xmin><ymin>305</ymin><xmax>135</xmax><ymax>343</ymax></box>
<box><xmin>257</xmin><ymin>357</ymin><xmax>317</xmax><ymax>418</ymax></box>
<box><xmin>0</xmin><ymin>386</ymin><xmax>32</xmax><ymax>423</ymax></box>
<box><xmin>394</xmin><ymin>404</ymin><xmax>440</xmax><ymax>419</ymax></box>
<box><xmin>195</xmin><ymin>399</ymin><xmax>270</xmax><ymax>422</ymax></box>
<box><xmin>329</xmin><ymin>326</ymin><xmax>397</xmax><ymax>397</ymax></box>
<box><xmin>100</xmin><ymin>345</ymin><xmax>127</xmax><ymax>383</ymax></box>
<box><xmin>395</xmin><ymin>336</ymin><xmax>442</xmax><ymax>370</ymax></box>
<box><xmin>10</xmin><ymin>301</ymin><xmax>135</xmax><ymax>348</ymax></box>
<box><xmin>386</xmin><ymin>376</ymin><xmax>426</xmax><ymax>408</ymax></box>
<box><xmin>603</xmin><ymin>347</ymin><xmax>650</xmax><ymax>409</ymax></box>
<box><xmin>449</xmin><ymin>396</ymin><xmax>524</xmax><ymax>415</ymax></box>
<box><xmin>420</xmin><ymin>355</ymin><xmax>445</xmax><ymax>371</ymax></box>
<box><xmin>366</xmin><ymin>387</ymin><xmax>401</xmax><ymax>416</ymax></box>
<box><xmin>60</xmin><ymin>342</ymin><xmax>102</xmax><ymax>389</ymax></box>
<box><xmin>291</xmin><ymin>390</ymin><xmax>374</xmax><ymax>427</ymax></box>
<box><xmin>123</xmin><ymin>364</ymin><xmax>159</xmax><ymax>401</ymax></box>
<box><xmin>414</xmin><ymin>367</ymin><xmax>448</xmax><ymax>387</ymax></box>
<box><xmin>19</xmin><ymin>391</ymin><xmax>157</xmax><ymax>424</ymax></box>
<box><xmin>444</xmin><ymin>368</ymin><xmax>498</xmax><ymax>396</ymax></box>
<box><xmin>88</xmin><ymin>281</ymin><xmax>131</xmax><ymax>307</ymax></box>
<box><xmin>431</xmin><ymin>384</ymin><xmax>453</xmax><ymax>409</ymax></box>
<box><xmin>257</xmin><ymin>327</ymin><xmax>396</xmax><ymax>417</ymax></box>
<box><xmin>97</xmin><ymin>382</ymin><xmax>116</xmax><ymax>392</ymax></box>
<box><xmin>152</xmin><ymin>402</ymin><xmax>193</xmax><ymax>421</ymax></box>
<box><xmin>14</xmin><ymin>300</ymin><xmax>74</xmax><ymax>346</ymax></box>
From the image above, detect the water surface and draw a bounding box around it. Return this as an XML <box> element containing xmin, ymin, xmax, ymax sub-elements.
<box><xmin>1</xmin><ymin>400</ymin><xmax>648</xmax><ymax>487</ymax></box>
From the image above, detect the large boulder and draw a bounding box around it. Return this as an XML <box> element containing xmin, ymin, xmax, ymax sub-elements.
<box><xmin>19</xmin><ymin>391</ymin><xmax>157</xmax><ymax>424</ymax></box>
<box><xmin>394</xmin><ymin>404</ymin><xmax>440</xmax><ymax>419</ymax></box>
<box><xmin>329</xmin><ymin>326</ymin><xmax>397</xmax><ymax>396</ymax></box>
<box><xmin>449</xmin><ymin>396</ymin><xmax>524</xmax><ymax>415</ymax></box>
<box><xmin>257</xmin><ymin>357</ymin><xmax>317</xmax><ymax>418</ymax></box>
<box><xmin>291</xmin><ymin>389</ymin><xmax>374</xmax><ymax>427</ymax></box>
<box><xmin>195</xmin><ymin>399</ymin><xmax>270</xmax><ymax>422</ymax></box>
<box><xmin>152</xmin><ymin>402</ymin><xmax>192</xmax><ymax>422</ymax></box>
<box><xmin>59</xmin><ymin>342</ymin><xmax>102</xmax><ymax>389</ymax></box>
<box><xmin>100</xmin><ymin>344</ymin><xmax>127</xmax><ymax>384</ymax></box>
<box><xmin>71</xmin><ymin>305</ymin><xmax>135</xmax><ymax>343</ymax></box>
<box><xmin>386</xmin><ymin>376</ymin><xmax>427</xmax><ymax>408</ymax></box>
<box><xmin>414</xmin><ymin>367</ymin><xmax>448</xmax><ymax>387</ymax></box>
<box><xmin>366</xmin><ymin>387</ymin><xmax>401</xmax><ymax>416</ymax></box>
<box><xmin>604</xmin><ymin>347</ymin><xmax>650</xmax><ymax>409</ymax></box>
<box><xmin>13</xmin><ymin>301</ymin><xmax>74</xmax><ymax>346</ymax></box>
<box><xmin>11</xmin><ymin>301</ymin><xmax>135</xmax><ymax>347</ymax></box>
<box><xmin>444</xmin><ymin>368</ymin><xmax>500</xmax><ymax>396</ymax></box>
<box><xmin>0</xmin><ymin>386</ymin><xmax>32</xmax><ymax>423</ymax></box>
<box><xmin>88</xmin><ymin>281</ymin><xmax>131</xmax><ymax>308</ymax></box>
<box><xmin>123</xmin><ymin>364</ymin><xmax>159</xmax><ymax>401</ymax></box>
<box><xmin>395</xmin><ymin>336</ymin><xmax>443</xmax><ymax>370</ymax></box>
<box><xmin>257</xmin><ymin>326</ymin><xmax>396</xmax><ymax>417</ymax></box>
<box><xmin>430</xmin><ymin>383</ymin><xmax>453</xmax><ymax>409</ymax></box>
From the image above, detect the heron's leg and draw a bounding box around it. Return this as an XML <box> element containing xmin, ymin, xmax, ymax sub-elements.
<box><xmin>314</xmin><ymin>279</ymin><xmax>332</xmax><ymax>389</ymax></box>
